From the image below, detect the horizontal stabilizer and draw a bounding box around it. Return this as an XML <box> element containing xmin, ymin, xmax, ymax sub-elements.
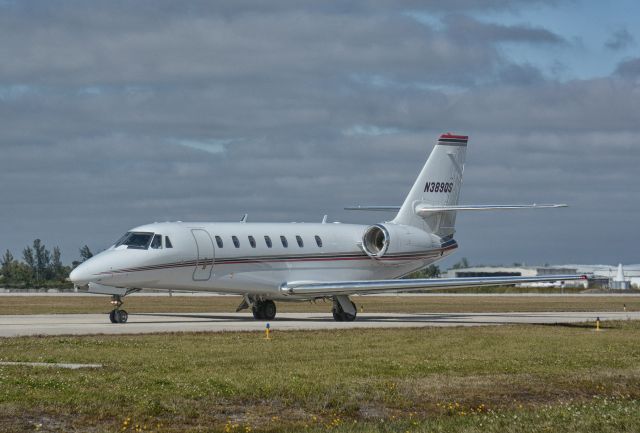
<box><xmin>416</xmin><ymin>203</ymin><xmax>567</xmax><ymax>215</ymax></box>
<box><xmin>281</xmin><ymin>274</ymin><xmax>586</xmax><ymax>297</ymax></box>
<box><xmin>344</xmin><ymin>206</ymin><xmax>401</xmax><ymax>212</ymax></box>
<box><xmin>345</xmin><ymin>203</ymin><xmax>567</xmax><ymax>213</ymax></box>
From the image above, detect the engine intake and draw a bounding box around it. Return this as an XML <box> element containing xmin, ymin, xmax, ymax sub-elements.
<box><xmin>362</xmin><ymin>224</ymin><xmax>389</xmax><ymax>257</ymax></box>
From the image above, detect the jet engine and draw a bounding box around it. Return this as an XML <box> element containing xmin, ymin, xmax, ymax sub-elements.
<box><xmin>362</xmin><ymin>224</ymin><xmax>390</xmax><ymax>257</ymax></box>
<box><xmin>361</xmin><ymin>223</ymin><xmax>439</xmax><ymax>259</ymax></box>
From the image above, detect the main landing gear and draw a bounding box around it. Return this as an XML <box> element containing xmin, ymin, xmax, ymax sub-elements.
<box><xmin>332</xmin><ymin>296</ymin><xmax>357</xmax><ymax>322</ymax></box>
<box><xmin>109</xmin><ymin>295</ymin><xmax>128</xmax><ymax>324</ymax></box>
<box><xmin>236</xmin><ymin>296</ymin><xmax>277</xmax><ymax>320</ymax></box>
<box><xmin>252</xmin><ymin>299</ymin><xmax>277</xmax><ymax>320</ymax></box>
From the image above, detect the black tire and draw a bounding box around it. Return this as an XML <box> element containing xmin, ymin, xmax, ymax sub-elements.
<box><xmin>344</xmin><ymin>301</ymin><xmax>357</xmax><ymax>322</ymax></box>
<box><xmin>252</xmin><ymin>305</ymin><xmax>264</xmax><ymax>320</ymax></box>
<box><xmin>109</xmin><ymin>310</ymin><xmax>117</xmax><ymax>323</ymax></box>
<box><xmin>332</xmin><ymin>301</ymin><xmax>357</xmax><ymax>322</ymax></box>
<box><xmin>262</xmin><ymin>300</ymin><xmax>276</xmax><ymax>320</ymax></box>
<box><xmin>343</xmin><ymin>312</ymin><xmax>356</xmax><ymax>322</ymax></box>
<box><xmin>116</xmin><ymin>310</ymin><xmax>128</xmax><ymax>324</ymax></box>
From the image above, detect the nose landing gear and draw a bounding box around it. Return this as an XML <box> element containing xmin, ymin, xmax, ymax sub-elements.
<box><xmin>109</xmin><ymin>295</ymin><xmax>128</xmax><ymax>324</ymax></box>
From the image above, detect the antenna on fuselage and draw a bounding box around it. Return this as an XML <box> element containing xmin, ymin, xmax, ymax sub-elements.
<box><xmin>240</xmin><ymin>214</ymin><xmax>248</xmax><ymax>223</ymax></box>
<box><xmin>321</xmin><ymin>215</ymin><xmax>328</xmax><ymax>224</ymax></box>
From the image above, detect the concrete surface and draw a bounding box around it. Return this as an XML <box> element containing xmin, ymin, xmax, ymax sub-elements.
<box><xmin>1</xmin><ymin>311</ymin><xmax>638</xmax><ymax>337</ymax></box>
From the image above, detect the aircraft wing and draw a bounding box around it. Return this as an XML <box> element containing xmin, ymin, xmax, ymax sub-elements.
<box><xmin>281</xmin><ymin>274</ymin><xmax>586</xmax><ymax>297</ymax></box>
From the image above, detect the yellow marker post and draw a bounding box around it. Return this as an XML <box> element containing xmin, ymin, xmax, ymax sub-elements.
<box><xmin>596</xmin><ymin>317</ymin><xmax>601</xmax><ymax>331</ymax></box>
<box><xmin>265</xmin><ymin>323</ymin><xmax>271</xmax><ymax>340</ymax></box>
<box><xmin>360</xmin><ymin>305</ymin><xmax>364</xmax><ymax>313</ymax></box>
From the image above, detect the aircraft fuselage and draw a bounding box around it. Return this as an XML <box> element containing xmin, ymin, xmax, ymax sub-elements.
<box><xmin>71</xmin><ymin>221</ymin><xmax>456</xmax><ymax>299</ymax></box>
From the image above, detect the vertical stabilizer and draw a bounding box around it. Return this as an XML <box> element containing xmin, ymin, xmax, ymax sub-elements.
<box><xmin>392</xmin><ymin>133</ymin><xmax>468</xmax><ymax>236</ymax></box>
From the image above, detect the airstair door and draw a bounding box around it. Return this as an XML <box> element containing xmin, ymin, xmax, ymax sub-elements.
<box><xmin>192</xmin><ymin>229</ymin><xmax>215</xmax><ymax>281</ymax></box>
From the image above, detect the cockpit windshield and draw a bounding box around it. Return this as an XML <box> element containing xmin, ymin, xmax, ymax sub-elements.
<box><xmin>114</xmin><ymin>232</ymin><xmax>154</xmax><ymax>249</ymax></box>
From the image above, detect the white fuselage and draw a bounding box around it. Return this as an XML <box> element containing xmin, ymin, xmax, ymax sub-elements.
<box><xmin>71</xmin><ymin>221</ymin><xmax>457</xmax><ymax>300</ymax></box>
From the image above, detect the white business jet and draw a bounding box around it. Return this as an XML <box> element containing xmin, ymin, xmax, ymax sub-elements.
<box><xmin>70</xmin><ymin>133</ymin><xmax>583</xmax><ymax>323</ymax></box>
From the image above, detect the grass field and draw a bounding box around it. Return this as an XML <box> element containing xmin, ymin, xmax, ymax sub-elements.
<box><xmin>1</xmin><ymin>321</ymin><xmax>640</xmax><ymax>432</ymax></box>
<box><xmin>1</xmin><ymin>294</ymin><xmax>639</xmax><ymax>315</ymax></box>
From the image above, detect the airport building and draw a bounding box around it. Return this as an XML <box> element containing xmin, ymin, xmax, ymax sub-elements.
<box><xmin>443</xmin><ymin>266</ymin><xmax>586</xmax><ymax>288</ymax></box>
<box><xmin>444</xmin><ymin>264</ymin><xmax>639</xmax><ymax>289</ymax></box>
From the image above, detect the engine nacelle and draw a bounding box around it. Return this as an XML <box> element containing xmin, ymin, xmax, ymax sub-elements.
<box><xmin>361</xmin><ymin>223</ymin><xmax>439</xmax><ymax>259</ymax></box>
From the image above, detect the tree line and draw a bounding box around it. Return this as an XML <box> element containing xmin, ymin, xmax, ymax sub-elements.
<box><xmin>0</xmin><ymin>240</ymin><xmax>93</xmax><ymax>288</ymax></box>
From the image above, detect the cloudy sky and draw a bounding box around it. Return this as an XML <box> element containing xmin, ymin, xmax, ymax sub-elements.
<box><xmin>1</xmin><ymin>0</ymin><xmax>639</xmax><ymax>267</ymax></box>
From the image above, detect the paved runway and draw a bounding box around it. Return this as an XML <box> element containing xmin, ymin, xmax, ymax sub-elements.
<box><xmin>1</xmin><ymin>311</ymin><xmax>639</xmax><ymax>337</ymax></box>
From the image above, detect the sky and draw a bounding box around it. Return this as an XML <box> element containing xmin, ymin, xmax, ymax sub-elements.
<box><xmin>1</xmin><ymin>0</ymin><xmax>639</xmax><ymax>267</ymax></box>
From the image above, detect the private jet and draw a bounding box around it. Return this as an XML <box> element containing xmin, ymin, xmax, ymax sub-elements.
<box><xmin>70</xmin><ymin>133</ymin><xmax>584</xmax><ymax>323</ymax></box>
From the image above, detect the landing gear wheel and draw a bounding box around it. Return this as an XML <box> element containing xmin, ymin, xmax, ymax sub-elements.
<box><xmin>252</xmin><ymin>305</ymin><xmax>264</xmax><ymax>320</ymax></box>
<box><xmin>252</xmin><ymin>300</ymin><xmax>277</xmax><ymax>320</ymax></box>
<box><xmin>332</xmin><ymin>300</ymin><xmax>357</xmax><ymax>322</ymax></box>
<box><xmin>262</xmin><ymin>300</ymin><xmax>276</xmax><ymax>320</ymax></box>
<box><xmin>116</xmin><ymin>309</ymin><xmax>128</xmax><ymax>323</ymax></box>
<box><xmin>110</xmin><ymin>309</ymin><xmax>128</xmax><ymax>323</ymax></box>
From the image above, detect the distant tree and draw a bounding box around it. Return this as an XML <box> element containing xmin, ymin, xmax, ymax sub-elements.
<box><xmin>452</xmin><ymin>257</ymin><xmax>470</xmax><ymax>269</ymax></box>
<box><xmin>79</xmin><ymin>245</ymin><xmax>93</xmax><ymax>262</ymax></box>
<box><xmin>33</xmin><ymin>239</ymin><xmax>51</xmax><ymax>280</ymax></box>
<box><xmin>12</xmin><ymin>261</ymin><xmax>33</xmax><ymax>285</ymax></box>
<box><xmin>73</xmin><ymin>245</ymin><xmax>94</xmax><ymax>269</ymax></box>
<box><xmin>405</xmin><ymin>264</ymin><xmax>440</xmax><ymax>279</ymax></box>
<box><xmin>421</xmin><ymin>264</ymin><xmax>441</xmax><ymax>278</ymax></box>
<box><xmin>23</xmin><ymin>245</ymin><xmax>36</xmax><ymax>282</ymax></box>
<box><xmin>50</xmin><ymin>246</ymin><xmax>67</xmax><ymax>280</ymax></box>
<box><xmin>1</xmin><ymin>250</ymin><xmax>15</xmax><ymax>281</ymax></box>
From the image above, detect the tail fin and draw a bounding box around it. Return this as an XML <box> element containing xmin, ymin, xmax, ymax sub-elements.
<box><xmin>392</xmin><ymin>133</ymin><xmax>468</xmax><ymax>236</ymax></box>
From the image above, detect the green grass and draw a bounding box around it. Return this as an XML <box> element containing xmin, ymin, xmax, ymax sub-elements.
<box><xmin>1</xmin><ymin>321</ymin><xmax>640</xmax><ymax>432</ymax></box>
<box><xmin>1</xmin><ymin>294</ymin><xmax>639</xmax><ymax>315</ymax></box>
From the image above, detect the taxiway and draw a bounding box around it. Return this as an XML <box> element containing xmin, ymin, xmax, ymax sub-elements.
<box><xmin>1</xmin><ymin>311</ymin><xmax>639</xmax><ymax>337</ymax></box>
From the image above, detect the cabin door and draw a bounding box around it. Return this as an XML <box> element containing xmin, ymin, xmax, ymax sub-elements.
<box><xmin>191</xmin><ymin>229</ymin><xmax>215</xmax><ymax>281</ymax></box>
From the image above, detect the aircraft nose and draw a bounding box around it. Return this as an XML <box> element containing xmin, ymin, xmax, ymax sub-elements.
<box><xmin>69</xmin><ymin>263</ymin><xmax>92</xmax><ymax>285</ymax></box>
<box><xmin>69</xmin><ymin>257</ymin><xmax>112</xmax><ymax>285</ymax></box>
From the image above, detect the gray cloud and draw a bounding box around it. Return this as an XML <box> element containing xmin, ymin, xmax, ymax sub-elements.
<box><xmin>442</xmin><ymin>14</ymin><xmax>565</xmax><ymax>45</ymax></box>
<box><xmin>1</xmin><ymin>0</ymin><xmax>637</xmax><ymax>267</ymax></box>
<box><xmin>605</xmin><ymin>28</ymin><xmax>634</xmax><ymax>51</ymax></box>
<box><xmin>615</xmin><ymin>57</ymin><xmax>640</xmax><ymax>79</ymax></box>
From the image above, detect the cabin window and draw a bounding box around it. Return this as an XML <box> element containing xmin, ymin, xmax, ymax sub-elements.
<box><xmin>280</xmin><ymin>235</ymin><xmax>288</xmax><ymax>248</ymax></box>
<box><xmin>165</xmin><ymin>236</ymin><xmax>173</xmax><ymax>248</ymax></box>
<box><xmin>296</xmin><ymin>235</ymin><xmax>304</xmax><ymax>248</ymax></box>
<box><xmin>248</xmin><ymin>235</ymin><xmax>256</xmax><ymax>248</ymax></box>
<box><xmin>232</xmin><ymin>236</ymin><xmax>240</xmax><ymax>248</ymax></box>
<box><xmin>115</xmin><ymin>232</ymin><xmax>154</xmax><ymax>250</ymax></box>
<box><xmin>264</xmin><ymin>235</ymin><xmax>272</xmax><ymax>248</ymax></box>
<box><xmin>150</xmin><ymin>234</ymin><xmax>162</xmax><ymax>249</ymax></box>
<box><xmin>215</xmin><ymin>236</ymin><xmax>223</xmax><ymax>248</ymax></box>
<box><xmin>315</xmin><ymin>235</ymin><xmax>323</xmax><ymax>247</ymax></box>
